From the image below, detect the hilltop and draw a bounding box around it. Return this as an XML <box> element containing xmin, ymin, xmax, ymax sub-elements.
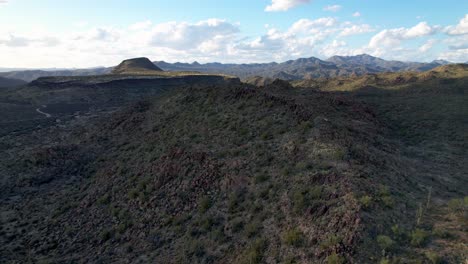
<box><xmin>0</xmin><ymin>58</ymin><xmax>466</xmax><ymax>263</ymax></box>
<box><xmin>112</xmin><ymin>57</ymin><xmax>163</xmax><ymax>74</ymax></box>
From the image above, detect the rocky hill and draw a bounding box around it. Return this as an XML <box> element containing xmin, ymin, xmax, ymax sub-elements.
<box><xmin>112</xmin><ymin>57</ymin><xmax>163</xmax><ymax>74</ymax></box>
<box><xmin>0</xmin><ymin>59</ymin><xmax>466</xmax><ymax>264</ymax></box>
<box><xmin>1</xmin><ymin>55</ymin><xmax>453</xmax><ymax>82</ymax></box>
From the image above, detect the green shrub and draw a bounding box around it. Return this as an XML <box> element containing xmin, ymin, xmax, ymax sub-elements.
<box><xmin>359</xmin><ymin>195</ymin><xmax>372</xmax><ymax>209</ymax></box>
<box><xmin>448</xmin><ymin>198</ymin><xmax>464</xmax><ymax>214</ymax></box>
<box><xmin>282</xmin><ymin>228</ymin><xmax>303</xmax><ymax>247</ymax></box>
<box><xmin>320</xmin><ymin>235</ymin><xmax>342</xmax><ymax>250</ymax></box>
<box><xmin>128</xmin><ymin>188</ymin><xmax>139</xmax><ymax>199</ymax></box>
<box><xmin>97</xmin><ymin>194</ymin><xmax>111</xmax><ymax>205</ymax></box>
<box><xmin>381</xmin><ymin>196</ymin><xmax>395</xmax><ymax>208</ymax></box>
<box><xmin>377</xmin><ymin>235</ymin><xmax>394</xmax><ymax>251</ymax></box>
<box><xmin>198</xmin><ymin>196</ymin><xmax>211</xmax><ymax>213</ymax></box>
<box><xmin>425</xmin><ymin>251</ymin><xmax>442</xmax><ymax>264</ymax></box>
<box><xmin>410</xmin><ymin>228</ymin><xmax>429</xmax><ymax>247</ymax></box>
<box><xmin>292</xmin><ymin>190</ymin><xmax>306</xmax><ymax>213</ymax></box>
<box><xmin>379</xmin><ymin>258</ymin><xmax>390</xmax><ymax>264</ymax></box>
<box><xmin>309</xmin><ymin>186</ymin><xmax>323</xmax><ymax>199</ymax></box>
<box><xmin>326</xmin><ymin>252</ymin><xmax>344</xmax><ymax>264</ymax></box>
<box><xmin>432</xmin><ymin>227</ymin><xmax>451</xmax><ymax>239</ymax></box>
<box><xmin>241</xmin><ymin>238</ymin><xmax>267</xmax><ymax>264</ymax></box>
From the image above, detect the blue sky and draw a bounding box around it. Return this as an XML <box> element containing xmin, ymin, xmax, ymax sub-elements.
<box><xmin>0</xmin><ymin>0</ymin><xmax>467</xmax><ymax>67</ymax></box>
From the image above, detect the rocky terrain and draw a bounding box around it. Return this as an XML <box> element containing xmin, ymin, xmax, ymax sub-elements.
<box><xmin>0</xmin><ymin>58</ymin><xmax>466</xmax><ymax>263</ymax></box>
<box><xmin>0</xmin><ymin>54</ymin><xmax>455</xmax><ymax>82</ymax></box>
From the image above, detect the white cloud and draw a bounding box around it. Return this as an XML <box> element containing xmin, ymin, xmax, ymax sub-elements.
<box><xmin>445</xmin><ymin>14</ymin><xmax>468</xmax><ymax>35</ymax></box>
<box><xmin>419</xmin><ymin>39</ymin><xmax>436</xmax><ymax>53</ymax></box>
<box><xmin>147</xmin><ymin>19</ymin><xmax>239</xmax><ymax>50</ymax></box>
<box><xmin>323</xmin><ymin>5</ymin><xmax>342</xmax><ymax>12</ymax></box>
<box><xmin>265</xmin><ymin>0</ymin><xmax>311</xmax><ymax>12</ymax></box>
<box><xmin>369</xmin><ymin>22</ymin><xmax>437</xmax><ymax>49</ymax></box>
<box><xmin>339</xmin><ymin>24</ymin><xmax>374</xmax><ymax>37</ymax></box>
<box><xmin>0</xmin><ymin>0</ymin><xmax>8</xmax><ymax>5</ymax></box>
<box><xmin>352</xmin><ymin>12</ymin><xmax>361</xmax><ymax>17</ymax></box>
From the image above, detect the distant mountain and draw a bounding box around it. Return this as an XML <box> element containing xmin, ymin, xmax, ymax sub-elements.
<box><xmin>112</xmin><ymin>57</ymin><xmax>162</xmax><ymax>74</ymax></box>
<box><xmin>0</xmin><ymin>68</ymin><xmax>111</xmax><ymax>82</ymax></box>
<box><xmin>0</xmin><ymin>54</ymin><xmax>453</xmax><ymax>82</ymax></box>
<box><xmin>0</xmin><ymin>76</ymin><xmax>27</xmax><ymax>88</ymax></box>
<box><xmin>155</xmin><ymin>54</ymin><xmax>449</xmax><ymax>80</ymax></box>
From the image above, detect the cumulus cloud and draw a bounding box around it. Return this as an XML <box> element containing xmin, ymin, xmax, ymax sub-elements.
<box><xmin>265</xmin><ymin>0</ymin><xmax>311</xmax><ymax>12</ymax></box>
<box><xmin>445</xmin><ymin>14</ymin><xmax>468</xmax><ymax>35</ymax></box>
<box><xmin>339</xmin><ymin>24</ymin><xmax>374</xmax><ymax>37</ymax></box>
<box><xmin>147</xmin><ymin>19</ymin><xmax>239</xmax><ymax>50</ymax></box>
<box><xmin>369</xmin><ymin>22</ymin><xmax>437</xmax><ymax>49</ymax></box>
<box><xmin>352</xmin><ymin>12</ymin><xmax>361</xmax><ymax>17</ymax></box>
<box><xmin>0</xmin><ymin>33</ymin><xmax>59</xmax><ymax>47</ymax></box>
<box><xmin>323</xmin><ymin>5</ymin><xmax>342</xmax><ymax>12</ymax></box>
<box><xmin>419</xmin><ymin>39</ymin><xmax>436</xmax><ymax>53</ymax></box>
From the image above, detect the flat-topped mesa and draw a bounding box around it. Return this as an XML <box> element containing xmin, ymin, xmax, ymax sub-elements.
<box><xmin>112</xmin><ymin>57</ymin><xmax>163</xmax><ymax>74</ymax></box>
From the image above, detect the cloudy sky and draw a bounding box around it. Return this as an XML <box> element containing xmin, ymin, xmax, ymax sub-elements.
<box><xmin>0</xmin><ymin>0</ymin><xmax>467</xmax><ymax>68</ymax></box>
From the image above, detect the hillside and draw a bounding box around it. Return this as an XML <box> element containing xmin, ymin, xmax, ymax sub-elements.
<box><xmin>0</xmin><ymin>55</ymin><xmax>451</xmax><ymax>82</ymax></box>
<box><xmin>0</xmin><ymin>76</ymin><xmax>27</xmax><ymax>88</ymax></box>
<box><xmin>0</xmin><ymin>60</ymin><xmax>466</xmax><ymax>263</ymax></box>
<box><xmin>155</xmin><ymin>54</ymin><xmax>448</xmax><ymax>80</ymax></box>
<box><xmin>112</xmin><ymin>57</ymin><xmax>163</xmax><ymax>74</ymax></box>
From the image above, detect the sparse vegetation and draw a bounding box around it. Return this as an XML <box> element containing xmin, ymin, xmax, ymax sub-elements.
<box><xmin>410</xmin><ymin>229</ymin><xmax>429</xmax><ymax>247</ymax></box>
<box><xmin>283</xmin><ymin>228</ymin><xmax>304</xmax><ymax>247</ymax></box>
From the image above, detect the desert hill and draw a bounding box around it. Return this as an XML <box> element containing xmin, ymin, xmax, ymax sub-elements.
<box><xmin>0</xmin><ymin>76</ymin><xmax>27</xmax><ymax>88</ymax></box>
<box><xmin>0</xmin><ymin>54</ymin><xmax>454</xmax><ymax>82</ymax></box>
<box><xmin>0</xmin><ymin>58</ymin><xmax>466</xmax><ymax>263</ymax></box>
<box><xmin>112</xmin><ymin>57</ymin><xmax>163</xmax><ymax>74</ymax></box>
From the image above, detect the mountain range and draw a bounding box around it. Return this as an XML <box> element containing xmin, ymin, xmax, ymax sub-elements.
<box><xmin>0</xmin><ymin>54</ymin><xmax>458</xmax><ymax>82</ymax></box>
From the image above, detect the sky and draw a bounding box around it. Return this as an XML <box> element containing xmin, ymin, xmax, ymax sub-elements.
<box><xmin>0</xmin><ymin>0</ymin><xmax>467</xmax><ymax>68</ymax></box>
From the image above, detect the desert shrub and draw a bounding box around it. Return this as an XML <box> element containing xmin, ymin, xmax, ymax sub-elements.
<box><xmin>309</xmin><ymin>186</ymin><xmax>323</xmax><ymax>199</ymax></box>
<box><xmin>432</xmin><ymin>227</ymin><xmax>452</xmax><ymax>239</ymax></box>
<box><xmin>377</xmin><ymin>235</ymin><xmax>394</xmax><ymax>251</ymax></box>
<box><xmin>245</xmin><ymin>219</ymin><xmax>262</xmax><ymax>238</ymax></box>
<box><xmin>292</xmin><ymin>190</ymin><xmax>306</xmax><ymax>213</ymax></box>
<box><xmin>326</xmin><ymin>252</ymin><xmax>344</xmax><ymax>264</ymax></box>
<box><xmin>282</xmin><ymin>228</ymin><xmax>303</xmax><ymax>247</ymax></box>
<box><xmin>97</xmin><ymin>194</ymin><xmax>111</xmax><ymax>205</ymax></box>
<box><xmin>425</xmin><ymin>251</ymin><xmax>442</xmax><ymax>264</ymax></box>
<box><xmin>410</xmin><ymin>228</ymin><xmax>429</xmax><ymax>247</ymax></box>
<box><xmin>379</xmin><ymin>258</ymin><xmax>390</xmax><ymax>264</ymax></box>
<box><xmin>128</xmin><ymin>188</ymin><xmax>139</xmax><ymax>199</ymax></box>
<box><xmin>359</xmin><ymin>195</ymin><xmax>372</xmax><ymax>209</ymax></box>
<box><xmin>378</xmin><ymin>185</ymin><xmax>390</xmax><ymax>197</ymax></box>
<box><xmin>381</xmin><ymin>196</ymin><xmax>395</xmax><ymax>208</ymax></box>
<box><xmin>198</xmin><ymin>196</ymin><xmax>211</xmax><ymax>213</ymax></box>
<box><xmin>228</xmin><ymin>189</ymin><xmax>245</xmax><ymax>213</ymax></box>
<box><xmin>320</xmin><ymin>235</ymin><xmax>342</xmax><ymax>250</ymax></box>
<box><xmin>241</xmin><ymin>238</ymin><xmax>267</xmax><ymax>264</ymax></box>
<box><xmin>448</xmin><ymin>198</ymin><xmax>464</xmax><ymax>214</ymax></box>
<box><xmin>391</xmin><ymin>224</ymin><xmax>406</xmax><ymax>241</ymax></box>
